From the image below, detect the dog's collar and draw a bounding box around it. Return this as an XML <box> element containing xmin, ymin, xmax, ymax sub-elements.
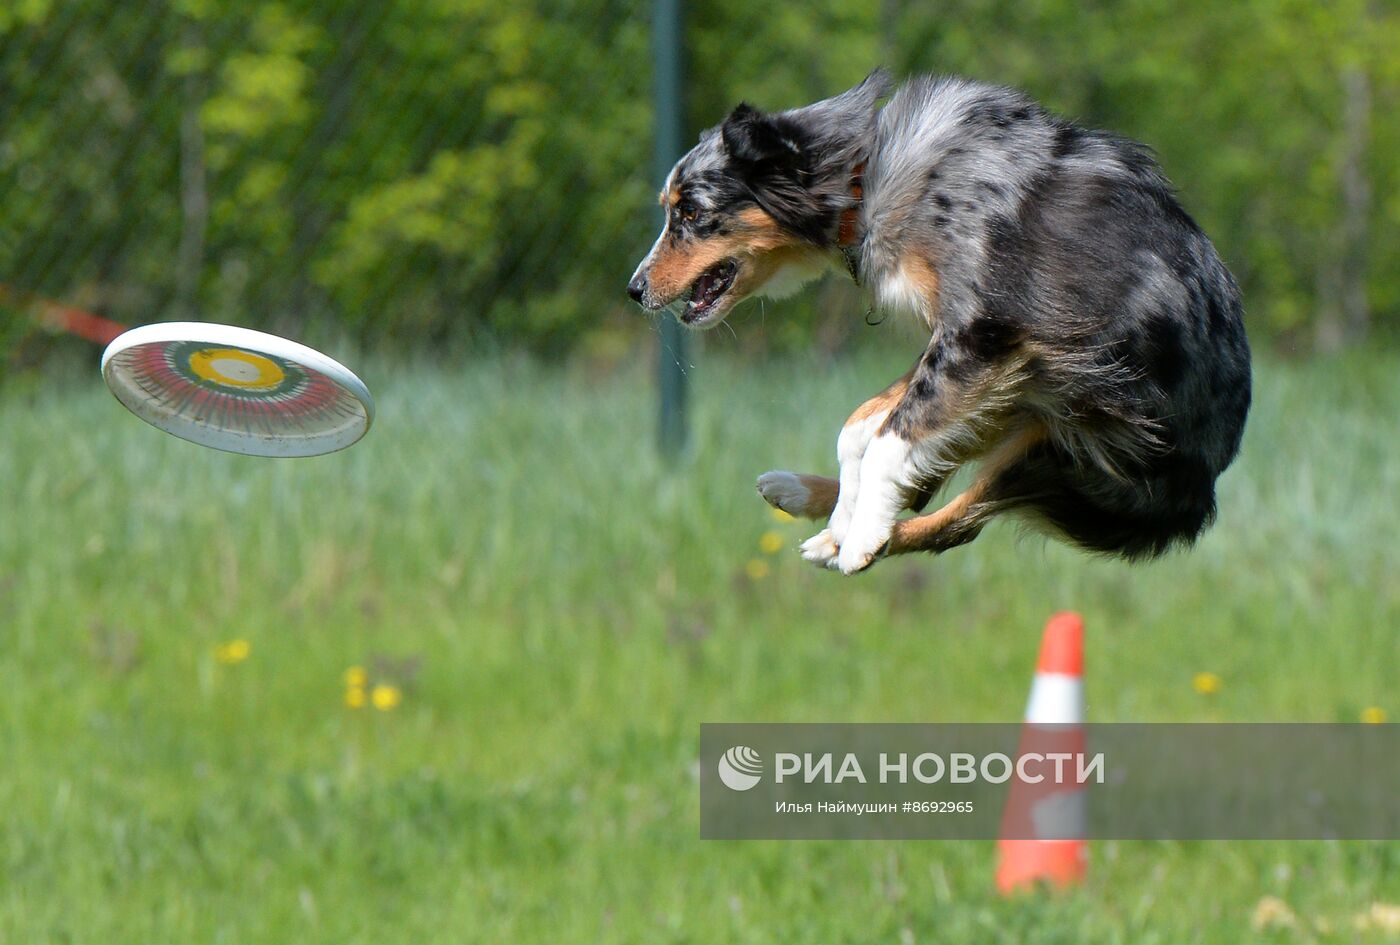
<box><xmin>837</xmin><ymin>162</ymin><xmax>865</xmax><ymax>284</ymax></box>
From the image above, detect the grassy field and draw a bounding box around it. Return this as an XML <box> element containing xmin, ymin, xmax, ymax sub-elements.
<box><xmin>2</xmin><ymin>345</ymin><xmax>1397</xmax><ymax>943</ymax></box>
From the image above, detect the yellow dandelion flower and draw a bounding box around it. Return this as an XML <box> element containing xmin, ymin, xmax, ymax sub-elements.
<box><xmin>745</xmin><ymin>558</ymin><xmax>771</xmax><ymax>581</ymax></box>
<box><xmin>1250</xmin><ymin>896</ymin><xmax>1297</xmax><ymax>931</ymax></box>
<box><xmin>214</xmin><ymin>639</ymin><xmax>250</xmax><ymax>665</ymax></box>
<box><xmin>371</xmin><ymin>684</ymin><xmax>402</xmax><ymax>711</ymax></box>
<box><xmin>343</xmin><ymin>665</ymin><xmax>367</xmax><ymax>688</ymax></box>
<box><xmin>769</xmin><ymin>507</ymin><xmax>795</xmax><ymax>523</ymax></box>
<box><xmin>759</xmin><ymin>530</ymin><xmax>785</xmax><ymax>555</ymax></box>
<box><xmin>344</xmin><ymin>685</ymin><xmax>367</xmax><ymax>709</ymax></box>
<box><xmin>1353</xmin><ymin>902</ymin><xmax>1400</xmax><ymax>933</ymax></box>
<box><xmin>1360</xmin><ymin>706</ymin><xmax>1387</xmax><ymax>724</ymax></box>
<box><xmin>1192</xmin><ymin>671</ymin><xmax>1222</xmax><ymax>695</ymax></box>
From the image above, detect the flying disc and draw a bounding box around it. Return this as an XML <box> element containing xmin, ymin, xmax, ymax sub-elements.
<box><xmin>101</xmin><ymin>322</ymin><xmax>374</xmax><ymax>457</ymax></box>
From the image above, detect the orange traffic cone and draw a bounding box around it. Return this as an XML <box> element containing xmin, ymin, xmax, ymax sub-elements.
<box><xmin>995</xmin><ymin>611</ymin><xmax>1088</xmax><ymax>894</ymax></box>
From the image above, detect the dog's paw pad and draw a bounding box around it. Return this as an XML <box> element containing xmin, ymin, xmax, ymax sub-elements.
<box><xmin>756</xmin><ymin>471</ymin><xmax>808</xmax><ymax>514</ymax></box>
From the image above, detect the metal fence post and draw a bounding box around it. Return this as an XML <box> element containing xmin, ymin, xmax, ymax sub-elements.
<box><xmin>653</xmin><ymin>0</ymin><xmax>687</xmax><ymax>458</ymax></box>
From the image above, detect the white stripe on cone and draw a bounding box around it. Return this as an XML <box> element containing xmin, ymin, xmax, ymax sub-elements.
<box><xmin>1031</xmin><ymin>784</ymin><xmax>1089</xmax><ymax>840</ymax></box>
<box><xmin>1024</xmin><ymin>673</ymin><xmax>1084</xmax><ymax>724</ymax></box>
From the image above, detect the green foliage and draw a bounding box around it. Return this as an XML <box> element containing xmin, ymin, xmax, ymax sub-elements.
<box><xmin>1</xmin><ymin>0</ymin><xmax>649</xmax><ymax>351</ymax></box>
<box><xmin>0</xmin><ymin>1</ymin><xmax>1397</xmax><ymax>353</ymax></box>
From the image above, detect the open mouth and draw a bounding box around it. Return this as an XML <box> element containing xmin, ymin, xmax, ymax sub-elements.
<box><xmin>682</xmin><ymin>259</ymin><xmax>738</xmax><ymax>322</ymax></box>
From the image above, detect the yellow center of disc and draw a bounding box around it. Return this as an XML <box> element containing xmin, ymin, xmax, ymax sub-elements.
<box><xmin>188</xmin><ymin>348</ymin><xmax>286</xmax><ymax>390</ymax></box>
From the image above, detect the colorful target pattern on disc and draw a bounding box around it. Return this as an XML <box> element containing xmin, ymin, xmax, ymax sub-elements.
<box><xmin>102</xmin><ymin>322</ymin><xmax>373</xmax><ymax>457</ymax></box>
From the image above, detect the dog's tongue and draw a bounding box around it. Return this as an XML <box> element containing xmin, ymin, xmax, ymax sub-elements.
<box><xmin>692</xmin><ymin>261</ymin><xmax>734</xmax><ymax>311</ymax></box>
<box><xmin>694</xmin><ymin>268</ymin><xmax>722</xmax><ymax>305</ymax></box>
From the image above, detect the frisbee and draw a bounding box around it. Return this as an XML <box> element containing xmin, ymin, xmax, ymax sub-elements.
<box><xmin>101</xmin><ymin>322</ymin><xmax>374</xmax><ymax>457</ymax></box>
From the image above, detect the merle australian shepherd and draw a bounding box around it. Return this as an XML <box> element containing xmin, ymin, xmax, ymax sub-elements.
<box><xmin>628</xmin><ymin>70</ymin><xmax>1251</xmax><ymax>575</ymax></box>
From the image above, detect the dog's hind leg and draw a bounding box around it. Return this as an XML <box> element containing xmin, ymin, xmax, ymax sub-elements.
<box><xmin>834</xmin><ymin>342</ymin><xmax>1032</xmax><ymax>574</ymax></box>
<box><xmin>756</xmin><ymin>471</ymin><xmax>839</xmax><ymax>519</ymax></box>
<box><xmin>757</xmin><ymin>471</ymin><xmax>935</xmax><ymax>520</ymax></box>
<box><xmin>884</xmin><ymin>422</ymin><xmax>1047</xmax><ymax>558</ymax></box>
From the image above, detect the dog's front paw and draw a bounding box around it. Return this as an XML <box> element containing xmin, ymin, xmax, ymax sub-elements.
<box><xmin>836</xmin><ymin>517</ymin><xmax>891</xmax><ymax>575</ymax></box>
<box><xmin>756</xmin><ymin>471</ymin><xmax>808</xmax><ymax>516</ymax></box>
<box><xmin>827</xmin><ymin>498</ymin><xmax>855</xmax><ymax>546</ymax></box>
<box><xmin>799</xmin><ymin>529</ymin><xmax>841</xmax><ymax>570</ymax></box>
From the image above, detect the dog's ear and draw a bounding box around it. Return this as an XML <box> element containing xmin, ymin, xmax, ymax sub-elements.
<box><xmin>722</xmin><ymin>103</ymin><xmax>805</xmax><ymax>170</ymax></box>
<box><xmin>842</xmin><ymin>68</ymin><xmax>893</xmax><ymax>111</ymax></box>
<box><xmin>780</xmin><ymin>68</ymin><xmax>890</xmax><ymax>143</ymax></box>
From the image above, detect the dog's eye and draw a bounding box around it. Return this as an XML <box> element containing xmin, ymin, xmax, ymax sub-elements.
<box><xmin>677</xmin><ymin>199</ymin><xmax>700</xmax><ymax>224</ymax></box>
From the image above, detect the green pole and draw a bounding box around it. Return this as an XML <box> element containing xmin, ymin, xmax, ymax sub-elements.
<box><xmin>653</xmin><ymin>0</ymin><xmax>687</xmax><ymax>458</ymax></box>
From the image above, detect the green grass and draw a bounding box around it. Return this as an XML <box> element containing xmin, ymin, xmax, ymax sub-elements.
<box><xmin>1</xmin><ymin>347</ymin><xmax>1397</xmax><ymax>943</ymax></box>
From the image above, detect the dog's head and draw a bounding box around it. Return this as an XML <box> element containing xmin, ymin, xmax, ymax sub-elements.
<box><xmin>628</xmin><ymin>70</ymin><xmax>890</xmax><ymax>328</ymax></box>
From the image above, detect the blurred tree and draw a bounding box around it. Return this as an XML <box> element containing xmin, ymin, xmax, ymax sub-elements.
<box><xmin>1</xmin><ymin>0</ymin><xmax>1397</xmax><ymax>357</ymax></box>
<box><xmin>2</xmin><ymin>0</ymin><xmax>650</xmax><ymax>353</ymax></box>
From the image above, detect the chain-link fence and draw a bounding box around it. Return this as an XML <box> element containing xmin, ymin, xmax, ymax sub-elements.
<box><xmin>4</xmin><ymin>1</ymin><xmax>1398</xmax><ymax>373</ymax></box>
<box><xmin>1</xmin><ymin>0</ymin><xmax>660</xmax><ymax>363</ymax></box>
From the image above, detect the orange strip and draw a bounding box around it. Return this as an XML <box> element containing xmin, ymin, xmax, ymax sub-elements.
<box><xmin>0</xmin><ymin>284</ymin><xmax>127</xmax><ymax>345</ymax></box>
<box><xmin>837</xmin><ymin>162</ymin><xmax>865</xmax><ymax>247</ymax></box>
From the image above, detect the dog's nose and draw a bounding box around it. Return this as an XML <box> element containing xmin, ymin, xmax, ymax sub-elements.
<box><xmin>627</xmin><ymin>273</ymin><xmax>647</xmax><ymax>304</ymax></box>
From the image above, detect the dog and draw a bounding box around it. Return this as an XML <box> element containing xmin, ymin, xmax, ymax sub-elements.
<box><xmin>627</xmin><ymin>70</ymin><xmax>1251</xmax><ymax>575</ymax></box>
